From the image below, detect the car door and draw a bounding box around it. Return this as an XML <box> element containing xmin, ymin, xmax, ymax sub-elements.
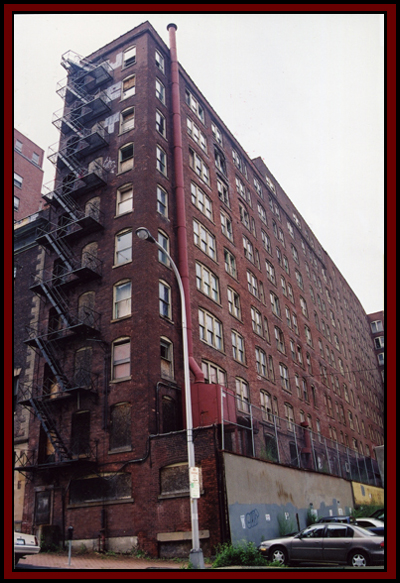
<box><xmin>290</xmin><ymin>525</ymin><xmax>325</xmax><ymax>562</ymax></box>
<box><xmin>322</xmin><ymin>524</ymin><xmax>353</xmax><ymax>563</ymax></box>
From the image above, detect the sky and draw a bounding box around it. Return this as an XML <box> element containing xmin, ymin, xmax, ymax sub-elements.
<box><xmin>13</xmin><ymin>10</ymin><xmax>385</xmax><ymax>315</ymax></box>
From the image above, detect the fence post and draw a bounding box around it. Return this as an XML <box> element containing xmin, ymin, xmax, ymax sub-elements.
<box><xmin>273</xmin><ymin>416</ymin><xmax>281</xmax><ymax>464</ymax></box>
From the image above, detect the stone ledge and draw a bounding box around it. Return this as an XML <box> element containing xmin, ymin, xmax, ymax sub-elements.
<box><xmin>157</xmin><ymin>530</ymin><xmax>210</xmax><ymax>542</ymax></box>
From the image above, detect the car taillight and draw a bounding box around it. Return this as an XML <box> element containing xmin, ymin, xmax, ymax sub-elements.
<box><xmin>380</xmin><ymin>541</ymin><xmax>384</xmax><ymax>548</ymax></box>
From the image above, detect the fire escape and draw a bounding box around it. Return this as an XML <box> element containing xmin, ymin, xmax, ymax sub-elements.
<box><xmin>16</xmin><ymin>51</ymin><xmax>113</xmax><ymax>472</ymax></box>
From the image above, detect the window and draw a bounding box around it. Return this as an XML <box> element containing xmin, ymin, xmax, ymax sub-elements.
<box><xmin>158</xmin><ymin>230</ymin><xmax>169</xmax><ymax>265</ymax></box>
<box><xmin>121</xmin><ymin>75</ymin><xmax>135</xmax><ymax>99</ymax></box>
<box><xmin>113</xmin><ymin>280</ymin><xmax>131</xmax><ymax>319</ymax></box>
<box><xmin>227</xmin><ymin>287</ymin><xmax>241</xmax><ymax>319</ymax></box>
<box><xmin>300</xmin><ymin>296</ymin><xmax>308</xmax><ymax>318</ymax></box>
<box><xmin>185</xmin><ymin>89</ymin><xmax>204</xmax><ymax>122</ymax></box>
<box><xmin>116</xmin><ymin>183</ymin><xmax>133</xmax><ymax>215</ymax></box>
<box><xmin>254</xmin><ymin>177</ymin><xmax>263</xmax><ymax>198</ymax></box>
<box><xmin>224</xmin><ymin>249</ymin><xmax>237</xmax><ymax>278</ymax></box>
<box><xmin>156</xmin><ymin>110</ymin><xmax>166</xmax><ymax>137</ymax></box>
<box><xmin>211</xmin><ymin>121</ymin><xmax>222</xmax><ymax>144</ymax></box>
<box><xmin>236</xmin><ymin>176</ymin><xmax>250</xmax><ymax>204</ymax></box>
<box><xmin>32</xmin><ymin>152</ymin><xmax>40</xmax><ymax>165</ymax></box>
<box><xmin>251</xmin><ymin>306</ymin><xmax>263</xmax><ymax>336</ymax></box>
<box><xmin>221</xmin><ymin>211</ymin><xmax>234</xmax><ymax>241</ymax></box>
<box><xmin>270</xmin><ymin>292</ymin><xmax>280</xmax><ymax>317</ymax></box>
<box><xmin>70</xmin><ymin>474</ymin><xmax>131</xmax><ymax>504</ymax></box>
<box><xmin>157</xmin><ymin>185</ymin><xmax>168</xmax><ymax>217</ymax></box>
<box><xmin>110</xmin><ymin>403</ymin><xmax>131</xmax><ymax>450</ymax></box>
<box><xmin>260</xmin><ymin>391</ymin><xmax>274</xmax><ymax>422</ymax></box>
<box><xmin>114</xmin><ymin>230</ymin><xmax>132</xmax><ymax>265</ymax></box>
<box><xmin>284</xmin><ymin>402</ymin><xmax>294</xmax><ymax>429</ymax></box>
<box><xmin>275</xmin><ymin>327</ymin><xmax>285</xmax><ymax>353</ymax></box>
<box><xmin>201</xmin><ymin>360</ymin><xmax>226</xmax><ymax>386</ymax></box>
<box><xmin>370</xmin><ymin>320</ymin><xmax>383</xmax><ymax>333</ymax></box>
<box><xmin>242</xmin><ymin>235</ymin><xmax>254</xmax><ymax>263</ymax></box>
<box><xmin>73</xmin><ymin>347</ymin><xmax>92</xmax><ymax>388</ymax></box>
<box><xmin>374</xmin><ymin>336</ymin><xmax>384</xmax><ymax>349</ymax></box>
<box><xmin>287</xmin><ymin>283</ymin><xmax>295</xmax><ymax>304</ymax></box>
<box><xmin>159</xmin><ymin>280</ymin><xmax>172</xmax><ymax>319</ymax></box>
<box><xmin>265</xmin><ymin>260</ymin><xmax>276</xmax><ymax>285</ymax></box>
<box><xmin>199</xmin><ymin>308</ymin><xmax>223</xmax><ymax>350</ymax></box>
<box><xmin>377</xmin><ymin>353</ymin><xmax>384</xmax><ymax>366</ymax></box>
<box><xmin>118</xmin><ymin>143</ymin><xmax>134</xmax><ymax>173</ymax></box>
<box><xmin>14</xmin><ymin>196</ymin><xmax>20</xmax><ymax>210</ymax></box>
<box><xmin>255</xmin><ymin>347</ymin><xmax>267</xmax><ymax>377</ymax></box>
<box><xmin>112</xmin><ymin>338</ymin><xmax>131</xmax><ymax>380</ymax></box>
<box><xmin>190</xmin><ymin>182</ymin><xmax>212</xmax><ymax>220</ymax></box>
<box><xmin>214</xmin><ymin>147</ymin><xmax>226</xmax><ymax>174</ymax></box>
<box><xmin>14</xmin><ymin>173</ymin><xmax>23</xmax><ymax>188</ymax></box>
<box><xmin>305</xmin><ymin>325</ymin><xmax>313</xmax><ymax>346</ymax></box>
<box><xmin>235</xmin><ymin>378</ymin><xmax>250</xmax><ymax>412</ymax></box>
<box><xmin>195</xmin><ymin>262</ymin><xmax>219</xmax><ymax>302</ymax></box>
<box><xmin>187</xmin><ymin>117</ymin><xmax>207</xmax><ymax>152</ymax></box>
<box><xmin>291</xmin><ymin>244</ymin><xmax>299</xmax><ymax>264</ymax></box>
<box><xmin>15</xmin><ymin>139</ymin><xmax>23</xmax><ymax>152</ymax></box>
<box><xmin>160</xmin><ymin>337</ymin><xmax>174</xmax><ymax>379</ymax></box>
<box><xmin>262</xmin><ymin>230</ymin><xmax>272</xmax><ymax>255</ymax></box>
<box><xmin>295</xmin><ymin>269</ymin><xmax>304</xmax><ymax>290</ymax></box>
<box><xmin>156</xmin><ymin>145</ymin><xmax>167</xmax><ymax>175</ymax></box>
<box><xmin>257</xmin><ymin>203</ymin><xmax>267</xmax><ymax>225</ymax></box>
<box><xmin>156</xmin><ymin>78</ymin><xmax>165</xmax><ymax>103</ymax></box>
<box><xmin>217</xmin><ymin>178</ymin><xmax>229</xmax><ymax>206</ymax></box>
<box><xmin>239</xmin><ymin>203</ymin><xmax>250</xmax><ymax>230</ymax></box>
<box><xmin>232</xmin><ymin>330</ymin><xmax>245</xmax><ymax>363</ymax></box>
<box><xmin>155</xmin><ymin>49</ymin><xmax>165</xmax><ymax>73</ymax></box>
<box><xmin>123</xmin><ymin>45</ymin><xmax>136</xmax><ymax>68</ymax></box>
<box><xmin>247</xmin><ymin>270</ymin><xmax>258</xmax><ymax>298</ymax></box>
<box><xmin>189</xmin><ymin>148</ymin><xmax>209</xmax><ymax>184</ymax></box>
<box><xmin>193</xmin><ymin>219</ymin><xmax>216</xmax><ymax>260</ymax></box>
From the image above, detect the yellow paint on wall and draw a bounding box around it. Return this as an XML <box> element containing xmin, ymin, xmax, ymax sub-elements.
<box><xmin>352</xmin><ymin>482</ymin><xmax>384</xmax><ymax>507</ymax></box>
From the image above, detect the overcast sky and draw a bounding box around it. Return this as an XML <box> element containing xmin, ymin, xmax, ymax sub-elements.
<box><xmin>13</xmin><ymin>11</ymin><xmax>385</xmax><ymax>315</ymax></box>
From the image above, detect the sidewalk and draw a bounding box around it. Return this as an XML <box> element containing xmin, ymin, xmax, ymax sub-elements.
<box><xmin>16</xmin><ymin>550</ymin><xmax>193</xmax><ymax>570</ymax></box>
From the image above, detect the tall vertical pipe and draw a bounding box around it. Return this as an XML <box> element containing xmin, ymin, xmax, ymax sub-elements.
<box><xmin>167</xmin><ymin>23</ymin><xmax>204</xmax><ymax>383</ymax></box>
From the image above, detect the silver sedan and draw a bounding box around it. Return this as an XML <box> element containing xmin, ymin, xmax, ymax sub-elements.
<box><xmin>258</xmin><ymin>523</ymin><xmax>384</xmax><ymax>567</ymax></box>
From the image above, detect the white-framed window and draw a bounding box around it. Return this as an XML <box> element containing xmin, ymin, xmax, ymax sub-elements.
<box><xmin>239</xmin><ymin>203</ymin><xmax>250</xmax><ymax>230</ymax></box>
<box><xmin>157</xmin><ymin>185</ymin><xmax>168</xmax><ymax>217</ymax></box>
<box><xmin>305</xmin><ymin>325</ymin><xmax>313</xmax><ymax>346</ymax></box>
<box><xmin>292</xmin><ymin>312</ymin><xmax>299</xmax><ymax>334</ymax></box>
<box><xmin>247</xmin><ymin>270</ymin><xmax>258</xmax><ymax>298</ymax></box>
<box><xmin>287</xmin><ymin>220</ymin><xmax>294</xmax><ymax>238</ymax></box>
<box><xmin>235</xmin><ymin>176</ymin><xmax>251</xmax><ymax>205</ymax></box>
<box><xmin>227</xmin><ymin>287</ymin><xmax>241</xmax><ymax>319</ymax></box>
<box><xmin>14</xmin><ymin>196</ymin><xmax>20</xmax><ymax>210</ymax></box>
<box><xmin>257</xmin><ymin>202</ymin><xmax>267</xmax><ymax>225</ymax></box>
<box><xmin>15</xmin><ymin>139</ymin><xmax>23</xmax><ymax>152</ymax></box>
<box><xmin>123</xmin><ymin>45</ymin><xmax>136</xmax><ymax>68</ymax></box>
<box><xmin>121</xmin><ymin>75</ymin><xmax>135</xmax><ymax>100</ymax></box>
<box><xmin>287</xmin><ymin>283</ymin><xmax>295</xmax><ymax>304</ymax></box>
<box><xmin>14</xmin><ymin>173</ymin><xmax>23</xmax><ymax>188</ymax></box>
<box><xmin>377</xmin><ymin>353</ymin><xmax>384</xmax><ymax>366</ymax></box>
<box><xmin>254</xmin><ymin>177</ymin><xmax>263</xmax><ymax>198</ymax></box>
<box><xmin>159</xmin><ymin>280</ymin><xmax>172</xmax><ymax>319</ymax></box>
<box><xmin>214</xmin><ymin>147</ymin><xmax>227</xmax><ymax>175</ymax></box>
<box><xmin>157</xmin><ymin>230</ymin><xmax>169</xmax><ymax>265</ymax></box>
<box><xmin>191</xmin><ymin>182</ymin><xmax>212</xmax><ymax>220</ymax></box>
<box><xmin>195</xmin><ymin>262</ymin><xmax>219</xmax><ymax>302</ymax></box>
<box><xmin>300</xmin><ymin>296</ymin><xmax>308</xmax><ymax>318</ymax></box>
<box><xmin>112</xmin><ymin>337</ymin><xmax>131</xmax><ymax>380</ymax></box>
<box><xmin>160</xmin><ymin>337</ymin><xmax>174</xmax><ymax>380</ymax></box>
<box><xmin>201</xmin><ymin>360</ymin><xmax>226</xmax><ymax>386</ymax></box>
<box><xmin>114</xmin><ymin>229</ymin><xmax>132</xmax><ymax>265</ymax></box>
<box><xmin>261</xmin><ymin>230</ymin><xmax>272</xmax><ymax>255</ymax></box>
<box><xmin>217</xmin><ymin>178</ymin><xmax>229</xmax><ymax>206</ymax></box>
<box><xmin>232</xmin><ymin>148</ymin><xmax>242</xmax><ymax>171</ymax></box>
<box><xmin>156</xmin><ymin>110</ymin><xmax>166</xmax><ymax>138</ymax></box>
<box><xmin>185</xmin><ymin>89</ymin><xmax>205</xmax><ymax>122</ymax></box>
<box><xmin>270</xmin><ymin>292</ymin><xmax>280</xmax><ymax>317</ymax></box>
<box><xmin>265</xmin><ymin>260</ymin><xmax>276</xmax><ymax>285</ymax></box>
<box><xmin>156</xmin><ymin>145</ymin><xmax>167</xmax><ymax>175</ymax></box>
<box><xmin>275</xmin><ymin>326</ymin><xmax>285</xmax><ymax>353</ymax></box>
<box><xmin>155</xmin><ymin>49</ymin><xmax>165</xmax><ymax>73</ymax></box>
<box><xmin>295</xmin><ymin>269</ymin><xmax>304</xmax><ymax>290</ymax></box>
<box><xmin>232</xmin><ymin>330</ymin><xmax>245</xmax><ymax>363</ymax></box>
<box><xmin>235</xmin><ymin>378</ymin><xmax>250</xmax><ymax>413</ymax></box>
<box><xmin>187</xmin><ymin>117</ymin><xmax>207</xmax><ymax>152</ymax></box>
<box><xmin>189</xmin><ymin>148</ymin><xmax>209</xmax><ymax>184</ymax></box>
<box><xmin>242</xmin><ymin>235</ymin><xmax>254</xmax><ymax>263</ymax></box>
<box><xmin>119</xmin><ymin>106</ymin><xmax>135</xmax><ymax>134</ymax></box>
<box><xmin>255</xmin><ymin>347</ymin><xmax>267</xmax><ymax>377</ymax></box>
<box><xmin>211</xmin><ymin>121</ymin><xmax>222</xmax><ymax>145</ymax></box>
<box><xmin>199</xmin><ymin>308</ymin><xmax>223</xmax><ymax>350</ymax></box>
<box><xmin>32</xmin><ymin>152</ymin><xmax>40</xmax><ymax>165</ymax></box>
<box><xmin>156</xmin><ymin>78</ymin><xmax>165</xmax><ymax>103</ymax></box>
<box><xmin>118</xmin><ymin>143</ymin><xmax>134</xmax><ymax>173</ymax></box>
<box><xmin>251</xmin><ymin>306</ymin><xmax>263</xmax><ymax>336</ymax></box>
<box><xmin>291</xmin><ymin>244</ymin><xmax>299</xmax><ymax>264</ymax></box>
<box><xmin>374</xmin><ymin>336</ymin><xmax>384</xmax><ymax>349</ymax></box>
<box><xmin>280</xmin><ymin>364</ymin><xmax>290</xmax><ymax>392</ymax></box>
<box><xmin>193</xmin><ymin>219</ymin><xmax>216</xmax><ymax>260</ymax></box>
<box><xmin>224</xmin><ymin>249</ymin><xmax>237</xmax><ymax>278</ymax></box>
<box><xmin>370</xmin><ymin>320</ymin><xmax>383</xmax><ymax>333</ymax></box>
<box><xmin>278</xmin><ymin>228</ymin><xmax>285</xmax><ymax>245</ymax></box>
<box><xmin>113</xmin><ymin>280</ymin><xmax>132</xmax><ymax>319</ymax></box>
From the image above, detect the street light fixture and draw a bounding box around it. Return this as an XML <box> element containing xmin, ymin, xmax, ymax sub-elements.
<box><xmin>135</xmin><ymin>227</ymin><xmax>204</xmax><ymax>569</ymax></box>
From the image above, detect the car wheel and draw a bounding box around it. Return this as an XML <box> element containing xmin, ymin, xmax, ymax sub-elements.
<box><xmin>269</xmin><ymin>546</ymin><xmax>289</xmax><ymax>565</ymax></box>
<box><xmin>349</xmin><ymin>550</ymin><xmax>369</xmax><ymax>567</ymax></box>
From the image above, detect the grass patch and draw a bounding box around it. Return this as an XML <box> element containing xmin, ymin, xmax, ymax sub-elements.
<box><xmin>212</xmin><ymin>541</ymin><xmax>279</xmax><ymax>568</ymax></box>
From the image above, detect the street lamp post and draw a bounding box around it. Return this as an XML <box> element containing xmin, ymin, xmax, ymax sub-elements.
<box><xmin>136</xmin><ymin>227</ymin><xmax>204</xmax><ymax>569</ymax></box>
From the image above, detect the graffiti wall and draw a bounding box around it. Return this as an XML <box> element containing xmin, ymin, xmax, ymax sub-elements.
<box><xmin>223</xmin><ymin>452</ymin><xmax>358</xmax><ymax>545</ymax></box>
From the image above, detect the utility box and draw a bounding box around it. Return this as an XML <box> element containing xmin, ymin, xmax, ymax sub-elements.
<box><xmin>191</xmin><ymin>383</ymin><xmax>236</xmax><ymax>427</ymax></box>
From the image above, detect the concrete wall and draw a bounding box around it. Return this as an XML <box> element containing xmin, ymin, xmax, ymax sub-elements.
<box><xmin>352</xmin><ymin>482</ymin><xmax>384</xmax><ymax>507</ymax></box>
<box><xmin>223</xmin><ymin>452</ymin><xmax>354</xmax><ymax>546</ymax></box>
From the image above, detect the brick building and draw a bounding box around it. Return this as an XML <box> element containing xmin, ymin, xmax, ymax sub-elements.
<box><xmin>14</xmin><ymin>21</ymin><xmax>384</xmax><ymax>556</ymax></box>
<box><xmin>14</xmin><ymin>129</ymin><xmax>45</xmax><ymax>221</ymax></box>
<box><xmin>367</xmin><ymin>311</ymin><xmax>385</xmax><ymax>381</ymax></box>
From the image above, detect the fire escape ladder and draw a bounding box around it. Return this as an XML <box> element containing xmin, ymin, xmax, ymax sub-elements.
<box><xmin>40</xmin><ymin>231</ymin><xmax>76</xmax><ymax>273</ymax></box>
<box><xmin>51</xmin><ymin>190</ymin><xmax>85</xmax><ymax>224</ymax></box>
<box><xmin>29</xmin><ymin>397</ymin><xmax>72</xmax><ymax>461</ymax></box>
<box><xmin>33</xmin><ymin>336</ymin><xmax>70</xmax><ymax>392</ymax></box>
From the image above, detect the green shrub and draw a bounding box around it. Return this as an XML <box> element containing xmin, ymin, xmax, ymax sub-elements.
<box><xmin>212</xmin><ymin>541</ymin><xmax>270</xmax><ymax>568</ymax></box>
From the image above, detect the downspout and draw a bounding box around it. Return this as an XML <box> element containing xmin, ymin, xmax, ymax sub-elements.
<box><xmin>167</xmin><ymin>23</ymin><xmax>204</xmax><ymax>384</ymax></box>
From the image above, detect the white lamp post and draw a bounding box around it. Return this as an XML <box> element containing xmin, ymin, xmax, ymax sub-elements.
<box><xmin>135</xmin><ymin>227</ymin><xmax>204</xmax><ymax>568</ymax></box>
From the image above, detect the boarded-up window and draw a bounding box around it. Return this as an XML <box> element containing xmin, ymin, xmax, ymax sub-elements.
<box><xmin>160</xmin><ymin>463</ymin><xmax>189</xmax><ymax>497</ymax></box>
<box><xmin>110</xmin><ymin>403</ymin><xmax>131</xmax><ymax>450</ymax></box>
<box><xmin>35</xmin><ymin>491</ymin><xmax>51</xmax><ymax>524</ymax></box>
<box><xmin>78</xmin><ymin>291</ymin><xmax>96</xmax><ymax>327</ymax></box>
<box><xmin>69</xmin><ymin>474</ymin><xmax>131</xmax><ymax>504</ymax></box>
<box><xmin>81</xmin><ymin>241</ymin><xmax>98</xmax><ymax>271</ymax></box>
<box><xmin>71</xmin><ymin>410</ymin><xmax>90</xmax><ymax>455</ymax></box>
<box><xmin>160</xmin><ymin>338</ymin><xmax>173</xmax><ymax>380</ymax></box>
<box><xmin>85</xmin><ymin>196</ymin><xmax>101</xmax><ymax>222</ymax></box>
<box><xmin>73</xmin><ymin>347</ymin><xmax>92</xmax><ymax>387</ymax></box>
<box><xmin>122</xmin><ymin>75</ymin><xmax>135</xmax><ymax>99</ymax></box>
<box><xmin>162</xmin><ymin>396</ymin><xmax>178</xmax><ymax>434</ymax></box>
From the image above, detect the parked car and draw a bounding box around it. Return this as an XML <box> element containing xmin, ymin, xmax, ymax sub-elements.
<box><xmin>369</xmin><ymin>508</ymin><xmax>384</xmax><ymax>522</ymax></box>
<box><xmin>14</xmin><ymin>531</ymin><xmax>40</xmax><ymax>565</ymax></box>
<box><xmin>258</xmin><ymin>523</ymin><xmax>384</xmax><ymax>567</ymax></box>
<box><xmin>354</xmin><ymin>517</ymin><xmax>385</xmax><ymax>535</ymax></box>
<box><xmin>316</xmin><ymin>515</ymin><xmax>352</xmax><ymax>524</ymax></box>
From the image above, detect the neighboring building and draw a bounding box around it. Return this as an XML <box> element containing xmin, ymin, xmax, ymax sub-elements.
<box><xmin>14</xmin><ymin>22</ymin><xmax>384</xmax><ymax>556</ymax></box>
<box><xmin>368</xmin><ymin>311</ymin><xmax>385</xmax><ymax>381</ymax></box>
<box><xmin>13</xmin><ymin>129</ymin><xmax>45</xmax><ymax>221</ymax></box>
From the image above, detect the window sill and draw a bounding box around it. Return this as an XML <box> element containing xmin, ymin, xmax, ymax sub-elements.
<box><xmin>110</xmin><ymin>376</ymin><xmax>132</xmax><ymax>384</ymax></box>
